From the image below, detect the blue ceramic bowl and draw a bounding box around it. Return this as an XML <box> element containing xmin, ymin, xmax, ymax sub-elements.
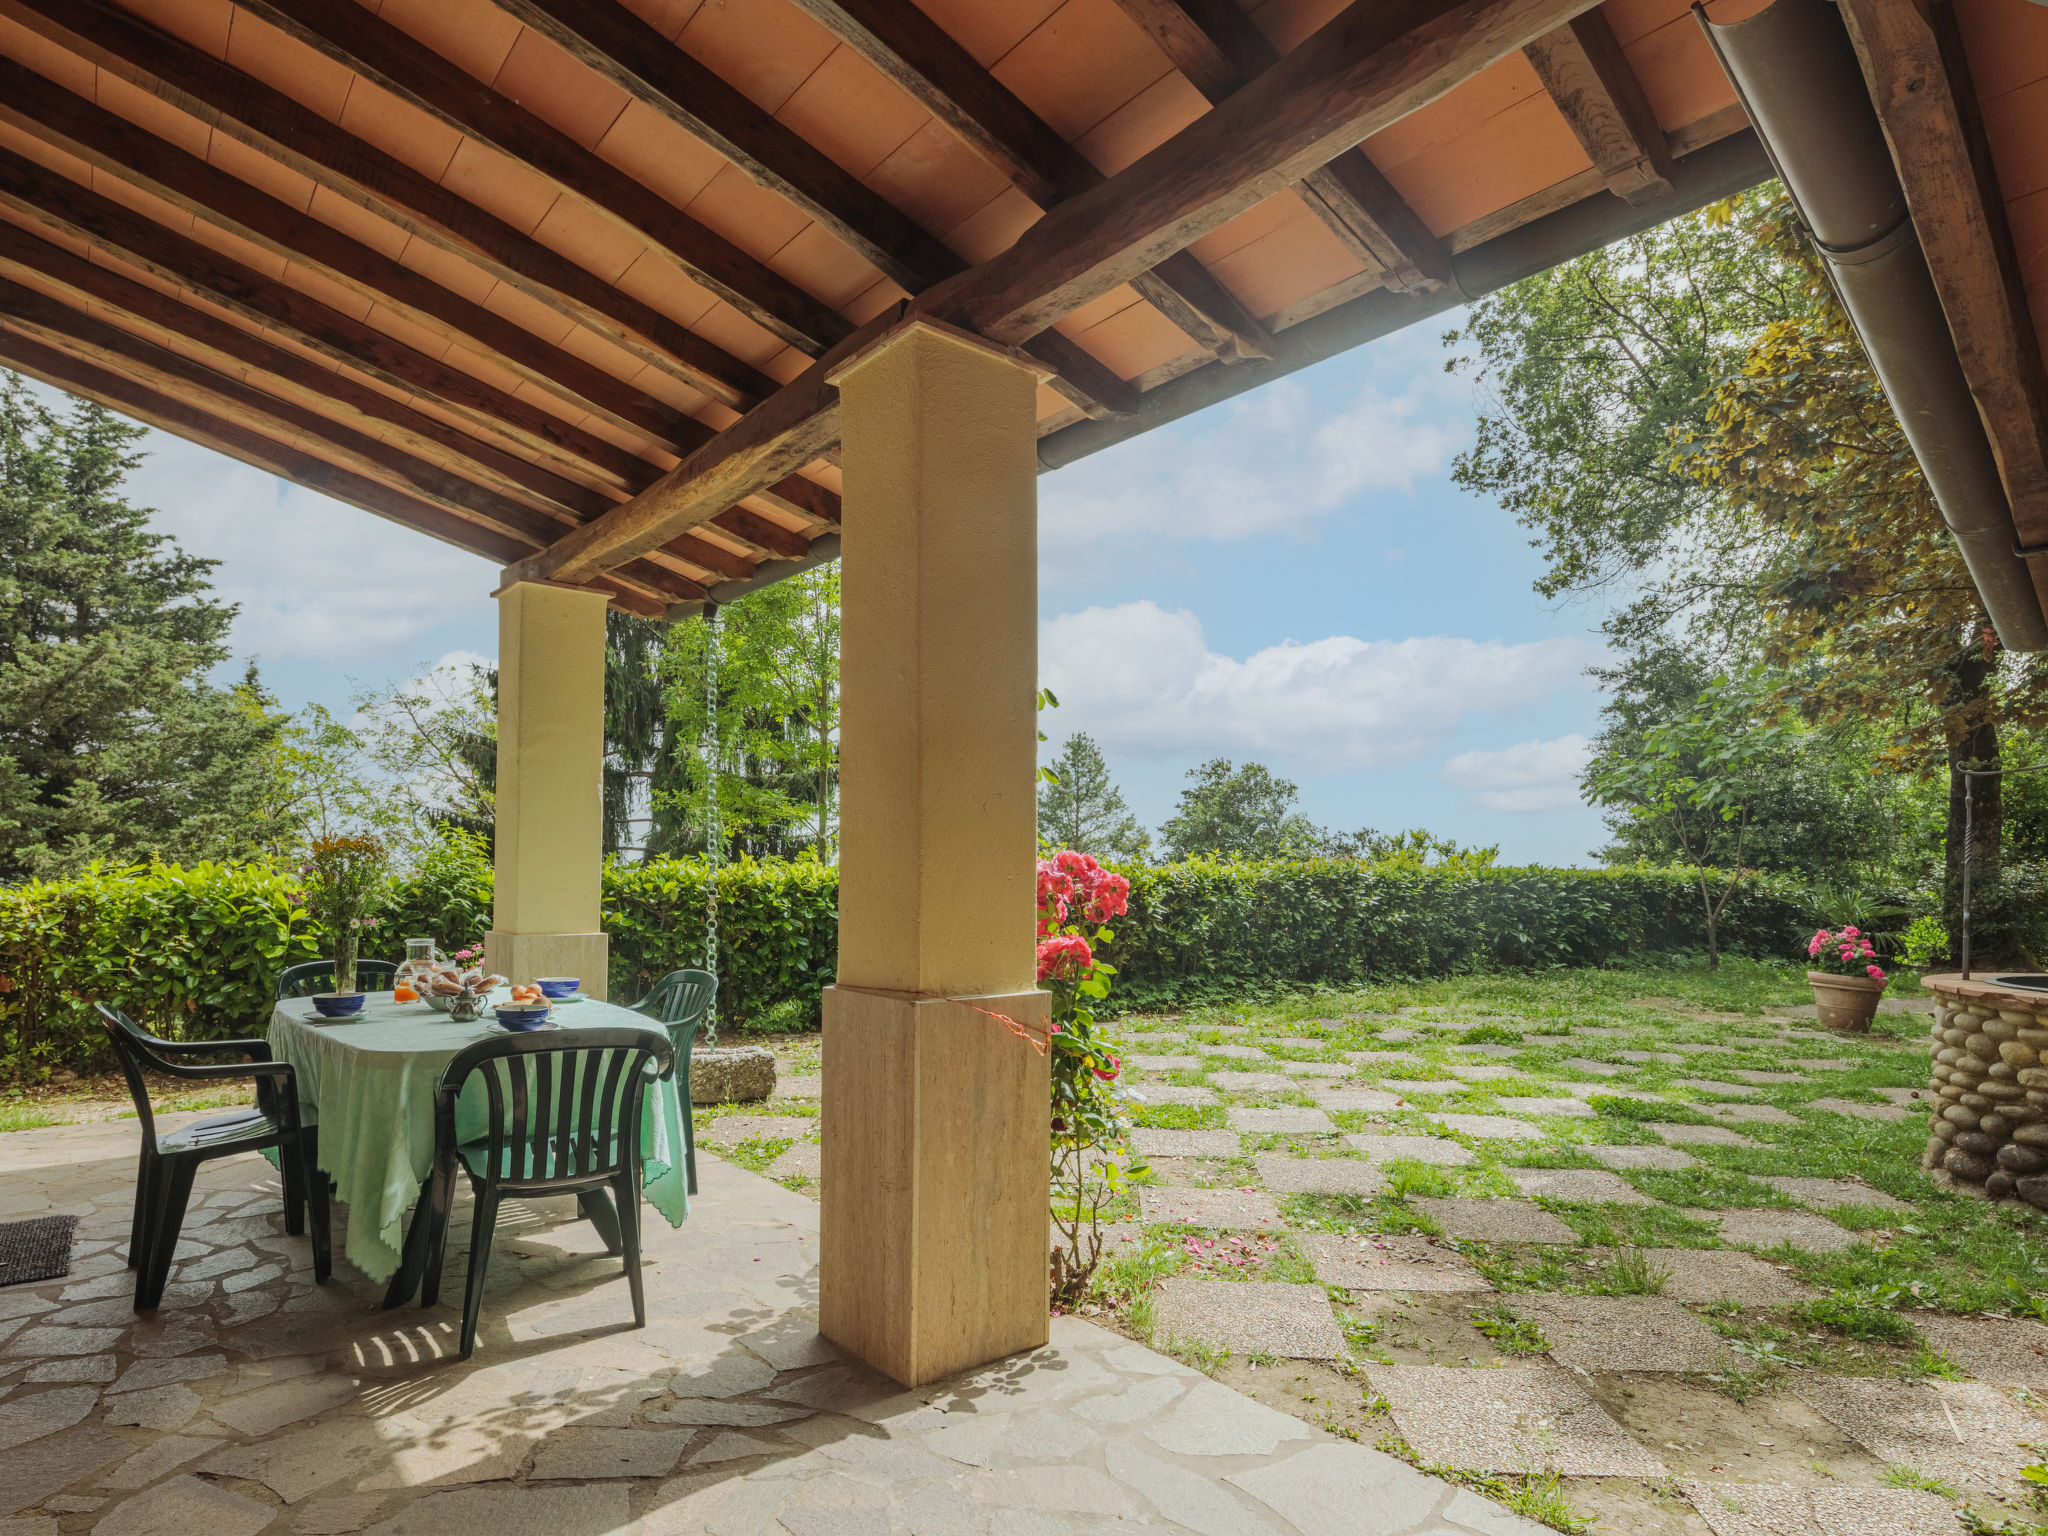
<box><xmin>311</xmin><ymin>992</ymin><xmax>366</xmax><ymax>1018</ymax></box>
<box><xmin>493</xmin><ymin>1003</ymin><xmax>551</xmax><ymax>1032</ymax></box>
<box><xmin>535</xmin><ymin>976</ymin><xmax>582</xmax><ymax>1000</ymax></box>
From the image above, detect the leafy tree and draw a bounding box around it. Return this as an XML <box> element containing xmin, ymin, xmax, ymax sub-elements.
<box><xmin>1584</xmin><ymin>675</ymin><xmax>1791</xmax><ymax>967</ymax></box>
<box><xmin>1039</xmin><ymin>733</ymin><xmax>1149</xmax><ymax>861</ymax></box>
<box><xmin>1157</xmin><ymin>758</ymin><xmax>1325</xmax><ymax>861</ymax></box>
<box><xmin>0</xmin><ymin>377</ymin><xmax>289</xmax><ymax>876</ymax></box>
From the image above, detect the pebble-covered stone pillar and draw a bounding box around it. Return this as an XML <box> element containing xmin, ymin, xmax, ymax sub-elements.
<box><xmin>1922</xmin><ymin>975</ymin><xmax>2048</xmax><ymax>1208</ymax></box>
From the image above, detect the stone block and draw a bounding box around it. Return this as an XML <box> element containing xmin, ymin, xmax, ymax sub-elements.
<box><xmin>690</xmin><ymin>1046</ymin><xmax>776</xmax><ymax>1104</ymax></box>
<box><xmin>1509</xmin><ymin>1294</ymin><xmax>1735</xmax><ymax>1372</ymax></box>
<box><xmin>1150</xmin><ymin>1280</ymin><xmax>1345</xmax><ymax>1362</ymax></box>
<box><xmin>1302</xmin><ymin>1233</ymin><xmax>1490</xmax><ymax>1293</ymax></box>
<box><xmin>1408</xmin><ymin>1198</ymin><xmax>1576</xmax><ymax>1243</ymax></box>
<box><xmin>1363</xmin><ymin>1363</ymin><xmax>1665</xmax><ymax>1476</ymax></box>
<box><xmin>1226</xmin><ymin>1108</ymin><xmax>1335</xmax><ymax>1135</ymax></box>
<box><xmin>1138</xmin><ymin>1187</ymin><xmax>1282</xmax><ymax>1229</ymax></box>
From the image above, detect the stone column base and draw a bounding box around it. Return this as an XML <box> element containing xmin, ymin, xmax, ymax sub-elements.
<box><xmin>484</xmin><ymin>931</ymin><xmax>610</xmax><ymax>1001</ymax></box>
<box><xmin>819</xmin><ymin>984</ymin><xmax>1051</xmax><ymax>1386</ymax></box>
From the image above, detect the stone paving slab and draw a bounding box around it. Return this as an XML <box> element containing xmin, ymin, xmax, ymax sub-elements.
<box><xmin>1728</xmin><ymin>1070</ymin><xmax>1808</xmax><ymax>1084</ymax></box>
<box><xmin>1375</xmin><ymin>1027</ymin><xmax>1422</xmax><ymax>1042</ymax></box>
<box><xmin>1789</xmin><ymin>1058</ymin><xmax>1852</xmax><ymax>1071</ymax></box>
<box><xmin>1345</xmin><ymin>1051</ymin><xmax>1425</xmax><ymax>1069</ymax></box>
<box><xmin>1226</xmin><ymin>1108</ymin><xmax>1336</xmax><ymax>1135</ymax></box>
<box><xmin>1870</xmin><ymin>1086</ymin><xmax>1930</xmax><ymax>1106</ymax></box>
<box><xmin>1505</xmin><ymin>1168</ymin><xmax>1659</xmax><ymax>1205</ymax></box>
<box><xmin>1200</xmin><ymin>1044</ymin><xmax>1273</xmax><ymax>1062</ymax></box>
<box><xmin>1280</xmin><ymin>1061</ymin><xmax>1354</xmax><ymax>1078</ymax></box>
<box><xmin>1365</xmin><ymin>1363</ymin><xmax>1668</xmax><ymax>1476</ymax></box>
<box><xmin>1677</xmin><ymin>1079</ymin><xmax>1759</xmax><ymax>1097</ymax></box>
<box><xmin>1131</xmin><ymin>1084</ymin><xmax>1219</xmax><ymax>1106</ymax></box>
<box><xmin>1560</xmin><ymin>1058</ymin><xmax>1629</xmax><ymax>1076</ymax></box>
<box><xmin>1492</xmin><ymin>1097</ymin><xmax>1595</xmax><ymax>1118</ymax></box>
<box><xmin>1138</xmin><ymin>1188</ymin><xmax>1283</xmax><ymax>1229</ymax></box>
<box><xmin>702</xmin><ymin>1115</ymin><xmax>815</xmax><ymax>1146</ymax></box>
<box><xmin>1681</xmin><ymin>1481</ymin><xmax>1954</xmax><ymax>1536</ymax></box>
<box><xmin>1805</xmin><ymin>1097</ymin><xmax>1916</xmax><ymax>1122</ymax></box>
<box><xmin>1303</xmin><ymin>1233</ymin><xmax>1491</xmax><ymax>1293</ymax></box>
<box><xmin>1425</xmin><ymin>1113</ymin><xmax>1542</xmax><ymax>1141</ymax></box>
<box><xmin>1761</xmin><ymin>1177</ymin><xmax>1914</xmax><ymax>1212</ymax></box>
<box><xmin>1634</xmin><ymin>1248</ymin><xmax>1815</xmax><ymax>1304</ymax></box>
<box><xmin>1307</xmin><ymin>1088</ymin><xmax>1407</xmax><ymax>1113</ymax></box>
<box><xmin>1131</xmin><ymin>1129</ymin><xmax>1240</xmax><ymax>1158</ymax></box>
<box><xmin>1714</xmin><ymin>1210</ymin><xmax>1859</xmax><ymax>1253</ymax></box>
<box><xmin>1618</xmin><ymin>1050</ymin><xmax>1686</xmax><ymax>1064</ymax></box>
<box><xmin>766</xmin><ymin>1142</ymin><xmax>820</xmax><ymax>1184</ymax></box>
<box><xmin>1798</xmin><ymin>1377</ymin><xmax>2045</xmax><ymax>1494</ymax></box>
<box><xmin>1699</xmin><ymin>1103</ymin><xmax>1801</xmax><ymax>1125</ymax></box>
<box><xmin>1408</xmin><ymin>1198</ymin><xmax>1576</xmax><ymax>1243</ymax></box>
<box><xmin>1911</xmin><ymin>1312</ymin><xmax>2048</xmax><ymax>1389</ymax></box>
<box><xmin>1373</xmin><ymin>1079</ymin><xmax>1467</xmax><ymax>1096</ymax></box>
<box><xmin>1654</xmin><ymin>1123</ymin><xmax>1763</xmax><ymax>1147</ymax></box>
<box><xmin>1511</xmin><ymin>1293</ymin><xmax>1736</xmax><ymax>1372</ymax></box>
<box><xmin>1272</xmin><ymin>1037</ymin><xmax>1332</xmax><ymax>1051</ymax></box>
<box><xmin>1344</xmin><ymin>1134</ymin><xmax>1476</xmax><ymax>1166</ymax></box>
<box><xmin>1454</xmin><ymin>1043</ymin><xmax>1523</xmax><ymax>1058</ymax></box>
<box><xmin>1446</xmin><ymin>1065</ymin><xmax>1518</xmax><ymax>1081</ymax></box>
<box><xmin>1208</xmin><ymin>1072</ymin><xmax>1294</xmax><ymax>1094</ymax></box>
<box><xmin>1128</xmin><ymin>1055</ymin><xmax>1201</xmax><ymax>1072</ymax></box>
<box><xmin>1151</xmin><ymin>1278</ymin><xmax>1345</xmax><ymax>1361</ymax></box>
<box><xmin>1252</xmin><ymin>1155</ymin><xmax>1384</xmax><ymax>1197</ymax></box>
<box><xmin>1587</xmin><ymin>1144</ymin><xmax>1698</xmax><ymax>1170</ymax></box>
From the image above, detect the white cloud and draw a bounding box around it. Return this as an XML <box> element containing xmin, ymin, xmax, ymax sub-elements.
<box><xmin>1441</xmin><ymin>734</ymin><xmax>1594</xmax><ymax>813</ymax></box>
<box><xmin>1040</xmin><ymin>601</ymin><xmax>1588</xmax><ymax>774</ymax></box>
<box><xmin>1040</xmin><ymin>376</ymin><xmax>1463</xmax><ymax>549</ymax></box>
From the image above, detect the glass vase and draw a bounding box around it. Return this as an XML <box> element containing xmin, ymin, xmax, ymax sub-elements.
<box><xmin>332</xmin><ymin>929</ymin><xmax>359</xmax><ymax>995</ymax></box>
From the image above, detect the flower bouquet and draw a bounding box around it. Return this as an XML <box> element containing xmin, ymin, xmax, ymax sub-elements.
<box><xmin>1806</xmin><ymin>925</ymin><xmax>1888</xmax><ymax>1033</ymax></box>
<box><xmin>301</xmin><ymin>834</ymin><xmax>389</xmax><ymax>996</ymax></box>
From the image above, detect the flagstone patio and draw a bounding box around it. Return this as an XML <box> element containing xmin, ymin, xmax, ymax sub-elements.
<box><xmin>0</xmin><ymin>1113</ymin><xmax>1544</xmax><ymax>1536</ymax></box>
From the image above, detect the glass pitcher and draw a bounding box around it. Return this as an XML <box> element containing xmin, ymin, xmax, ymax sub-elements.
<box><xmin>395</xmin><ymin>936</ymin><xmax>440</xmax><ymax>995</ymax></box>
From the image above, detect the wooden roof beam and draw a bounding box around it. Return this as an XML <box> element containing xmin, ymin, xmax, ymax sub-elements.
<box><xmin>779</xmin><ymin>0</ymin><xmax>1273</xmax><ymax>361</ymax></box>
<box><xmin>0</xmin><ymin>57</ymin><xmax>703</xmax><ymax>456</ymax></box>
<box><xmin>1109</xmin><ymin>0</ymin><xmax>1452</xmax><ymax>291</ymax></box>
<box><xmin>237</xmin><ymin>0</ymin><xmax>848</xmax><ymax>358</ymax></box>
<box><xmin>1523</xmin><ymin>10</ymin><xmax>1677</xmax><ymax>206</ymax></box>
<box><xmin>0</xmin><ymin>220</ymin><xmax>614</xmax><ymax>522</ymax></box>
<box><xmin>0</xmin><ymin>0</ymin><xmax>774</xmax><ymax>413</ymax></box>
<box><xmin>1837</xmin><ymin>0</ymin><xmax>2048</xmax><ymax>549</ymax></box>
<box><xmin>0</xmin><ymin>148</ymin><xmax>657</xmax><ymax>494</ymax></box>
<box><xmin>512</xmin><ymin>0</ymin><xmax>1585</xmax><ymax>585</ymax></box>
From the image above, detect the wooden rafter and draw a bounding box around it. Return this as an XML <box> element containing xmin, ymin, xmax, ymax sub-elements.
<box><xmin>1837</xmin><ymin>0</ymin><xmax>2048</xmax><ymax>554</ymax></box>
<box><xmin>1523</xmin><ymin>10</ymin><xmax>1677</xmax><ymax>206</ymax></box>
<box><xmin>515</xmin><ymin>0</ymin><xmax>1587</xmax><ymax>586</ymax></box>
<box><xmin>0</xmin><ymin>0</ymin><xmax>773</xmax><ymax>413</ymax></box>
<box><xmin>1107</xmin><ymin>0</ymin><xmax>1452</xmax><ymax>291</ymax></box>
<box><xmin>776</xmin><ymin>0</ymin><xmax>1274</xmax><ymax>361</ymax></box>
<box><xmin>234</xmin><ymin>0</ymin><xmax>851</xmax><ymax>358</ymax></box>
<box><xmin>0</xmin><ymin>148</ymin><xmax>656</xmax><ymax>493</ymax></box>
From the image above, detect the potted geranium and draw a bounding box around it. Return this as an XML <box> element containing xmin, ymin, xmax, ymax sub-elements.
<box><xmin>1807</xmin><ymin>925</ymin><xmax>1887</xmax><ymax>1033</ymax></box>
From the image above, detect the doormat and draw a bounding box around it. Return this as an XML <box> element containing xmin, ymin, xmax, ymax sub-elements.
<box><xmin>0</xmin><ymin>1213</ymin><xmax>77</xmax><ymax>1287</ymax></box>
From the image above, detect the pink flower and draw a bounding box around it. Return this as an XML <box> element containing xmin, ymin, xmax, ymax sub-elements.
<box><xmin>1842</xmin><ymin>926</ymin><xmax>1860</xmax><ymax>937</ymax></box>
<box><xmin>1036</xmin><ymin>933</ymin><xmax>1094</xmax><ymax>983</ymax></box>
<box><xmin>1867</xmin><ymin>964</ymin><xmax>1886</xmax><ymax>981</ymax></box>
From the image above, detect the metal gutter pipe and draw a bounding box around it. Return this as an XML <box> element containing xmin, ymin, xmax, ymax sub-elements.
<box><xmin>1701</xmin><ymin>0</ymin><xmax>2048</xmax><ymax>651</ymax></box>
<box><xmin>665</xmin><ymin>533</ymin><xmax>839</xmax><ymax>621</ymax></box>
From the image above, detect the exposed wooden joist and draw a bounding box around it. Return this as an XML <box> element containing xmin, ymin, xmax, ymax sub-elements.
<box><xmin>757</xmin><ymin>474</ymin><xmax>843</xmax><ymax>527</ymax></box>
<box><xmin>0</xmin><ymin>57</ymin><xmax>703</xmax><ymax>454</ymax></box>
<box><xmin>0</xmin><ymin>0</ymin><xmax>772</xmax><ymax>412</ymax></box>
<box><xmin>0</xmin><ymin>220</ymin><xmax>620</xmax><ymax>522</ymax></box>
<box><xmin>779</xmin><ymin>0</ymin><xmax>1273</xmax><ymax>362</ymax></box>
<box><xmin>930</xmin><ymin>0</ymin><xmax>1592</xmax><ymax>344</ymax></box>
<box><xmin>1523</xmin><ymin>9</ymin><xmax>1677</xmax><ymax>205</ymax></box>
<box><xmin>1108</xmin><ymin>0</ymin><xmax>1454</xmax><ymax>292</ymax></box>
<box><xmin>504</xmin><ymin>302</ymin><xmax>906</xmax><ymax>584</ymax></box>
<box><xmin>517</xmin><ymin>0</ymin><xmax>1586</xmax><ymax>585</ymax></box>
<box><xmin>0</xmin><ymin>147</ymin><xmax>655</xmax><ymax>493</ymax></box>
<box><xmin>713</xmin><ymin>507</ymin><xmax>811</xmax><ymax>561</ymax></box>
<box><xmin>1838</xmin><ymin>0</ymin><xmax>2048</xmax><ymax>555</ymax></box>
<box><xmin>236</xmin><ymin>0</ymin><xmax>849</xmax><ymax>357</ymax></box>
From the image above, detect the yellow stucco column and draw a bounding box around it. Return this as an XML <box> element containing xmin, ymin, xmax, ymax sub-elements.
<box><xmin>486</xmin><ymin>580</ymin><xmax>611</xmax><ymax>999</ymax></box>
<box><xmin>820</xmin><ymin>319</ymin><xmax>1051</xmax><ymax>1386</ymax></box>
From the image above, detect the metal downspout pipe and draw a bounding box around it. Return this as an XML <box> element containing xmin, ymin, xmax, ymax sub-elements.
<box><xmin>1700</xmin><ymin>0</ymin><xmax>2048</xmax><ymax>650</ymax></box>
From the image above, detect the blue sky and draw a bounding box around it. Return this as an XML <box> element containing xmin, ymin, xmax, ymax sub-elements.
<box><xmin>41</xmin><ymin>309</ymin><xmax>1615</xmax><ymax>865</ymax></box>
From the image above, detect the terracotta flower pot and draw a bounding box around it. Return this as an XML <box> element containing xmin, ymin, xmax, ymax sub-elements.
<box><xmin>1808</xmin><ymin>970</ymin><xmax>1886</xmax><ymax>1033</ymax></box>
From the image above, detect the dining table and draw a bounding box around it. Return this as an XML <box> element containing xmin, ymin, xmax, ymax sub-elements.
<box><xmin>267</xmin><ymin>988</ymin><xmax>690</xmax><ymax>1304</ymax></box>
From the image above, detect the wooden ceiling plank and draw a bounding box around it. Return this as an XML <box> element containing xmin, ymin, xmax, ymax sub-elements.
<box><xmin>237</xmin><ymin>0</ymin><xmax>850</xmax><ymax>357</ymax></box>
<box><xmin>1522</xmin><ymin>9</ymin><xmax>1676</xmax><ymax>206</ymax></box>
<box><xmin>1838</xmin><ymin>0</ymin><xmax>2048</xmax><ymax>545</ymax></box>
<box><xmin>664</xmin><ymin>533</ymin><xmax>754</xmax><ymax>581</ymax></box>
<box><xmin>756</xmin><ymin>473</ymin><xmax>842</xmax><ymax>527</ymax></box>
<box><xmin>783</xmin><ymin>0</ymin><xmax>1272</xmax><ymax>361</ymax></box>
<box><xmin>0</xmin><ymin>218</ymin><xmax>617</xmax><ymax>521</ymax></box>
<box><xmin>0</xmin><ymin>323</ymin><xmax>537</xmax><ymax>561</ymax></box>
<box><xmin>0</xmin><ymin>57</ymin><xmax>708</xmax><ymax>452</ymax></box>
<box><xmin>929</xmin><ymin>0</ymin><xmax>1592</xmax><ymax>345</ymax></box>
<box><xmin>1022</xmin><ymin>329</ymin><xmax>1139</xmax><ymax>419</ymax></box>
<box><xmin>1110</xmin><ymin>0</ymin><xmax>1453</xmax><ymax>292</ymax></box>
<box><xmin>0</xmin><ymin>0</ymin><xmax>771</xmax><ymax>411</ymax></box>
<box><xmin>0</xmin><ymin>276</ymin><xmax>575</xmax><ymax>544</ymax></box>
<box><xmin>712</xmin><ymin>506</ymin><xmax>811</xmax><ymax>560</ymax></box>
<box><xmin>0</xmin><ymin>145</ymin><xmax>658</xmax><ymax>493</ymax></box>
<box><xmin>486</xmin><ymin>0</ymin><xmax>963</xmax><ymax>297</ymax></box>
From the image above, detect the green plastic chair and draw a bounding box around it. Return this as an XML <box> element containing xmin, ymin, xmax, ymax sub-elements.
<box><xmin>275</xmin><ymin>960</ymin><xmax>397</xmax><ymax>999</ymax></box>
<box><xmin>625</xmin><ymin>969</ymin><xmax>716</xmax><ymax>1194</ymax></box>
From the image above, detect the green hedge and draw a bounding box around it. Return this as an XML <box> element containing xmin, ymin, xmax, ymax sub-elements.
<box><xmin>0</xmin><ymin>853</ymin><xmax>1810</xmax><ymax>1079</ymax></box>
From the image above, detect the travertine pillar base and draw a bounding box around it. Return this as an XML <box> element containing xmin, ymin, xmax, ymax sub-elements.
<box><xmin>819</xmin><ymin>984</ymin><xmax>1051</xmax><ymax>1386</ymax></box>
<box><xmin>484</xmin><ymin>931</ymin><xmax>609</xmax><ymax>1000</ymax></box>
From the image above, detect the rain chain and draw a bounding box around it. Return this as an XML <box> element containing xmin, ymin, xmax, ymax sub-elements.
<box><xmin>701</xmin><ymin>603</ymin><xmax>722</xmax><ymax>1048</ymax></box>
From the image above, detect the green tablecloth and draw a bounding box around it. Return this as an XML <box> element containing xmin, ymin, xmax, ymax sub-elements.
<box><xmin>269</xmin><ymin>991</ymin><xmax>689</xmax><ymax>1284</ymax></box>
